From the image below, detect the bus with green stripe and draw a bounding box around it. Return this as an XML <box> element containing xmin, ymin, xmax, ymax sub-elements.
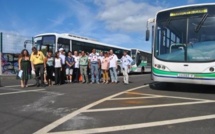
<box><xmin>146</xmin><ymin>3</ymin><xmax>215</xmax><ymax>85</ymax></box>
<box><xmin>130</xmin><ymin>49</ymin><xmax>151</xmax><ymax>73</ymax></box>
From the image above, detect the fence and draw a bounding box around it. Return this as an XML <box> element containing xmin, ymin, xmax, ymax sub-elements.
<box><xmin>0</xmin><ymin>32</ymin><xmax>33</xmax><ymax>75</ymax></box>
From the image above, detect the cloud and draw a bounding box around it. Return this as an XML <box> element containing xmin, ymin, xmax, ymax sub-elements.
<box><xmin>99</xmin><ymin>33</ymin><xmax>133</xmax><ymax>46</ymax></box>
<box><xmin>0</xmin><ymin>0</ymin><xmax>156</xmax><ymax>52</ymax></box>
<box><xmin>95</xmin><ymin>0</ymin><xmax>164</xmax><ymax>33</ymax></box>
<box><xmin>52</xmin><ymin>0</ymin><xmax>100</xmax><ymax>37</ymax></box>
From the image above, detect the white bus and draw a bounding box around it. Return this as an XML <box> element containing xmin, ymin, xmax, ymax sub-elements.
<box><xmin>130</xmin><ymin>48</ymin><xmax>151</xmax><ymax>73</ymax></box>
<box><xmin>33</xmin><ymin>33</ymin><xmax>130</xmax><ymax>74</ymax></box>
<box><xmin>146</xmin><ymin>3</ymin><xmax>215</xmax><ymax>85</ymax></box>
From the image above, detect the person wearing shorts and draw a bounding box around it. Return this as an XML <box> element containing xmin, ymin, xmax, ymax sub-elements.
<box><xmin>66</xmin><ymin>51</ymin><xmax>75</xmax><ymax>83</ymax></box>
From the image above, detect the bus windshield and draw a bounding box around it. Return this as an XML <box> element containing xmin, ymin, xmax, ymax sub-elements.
<box><xmin>34</xmin><ymin>35</ymin><xmax>55</xmax><ymax>55</ymax></box>
<box><xmin>155</xmin><ymin>5</ymin><xmax>215</xmax><ymax>62</ymax></box>
<box><xmin>131</xmin><ymin>49</ymin><xmax>137</xmax><ymax>63</ymax></box>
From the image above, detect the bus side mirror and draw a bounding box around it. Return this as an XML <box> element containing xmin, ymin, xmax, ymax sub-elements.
<box><xmin>145</xmin><ymin>29</ymin><xmax>150</xmax><ymax>41</ymax></box>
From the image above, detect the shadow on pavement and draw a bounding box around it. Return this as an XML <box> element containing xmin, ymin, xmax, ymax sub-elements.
<box><xmin>149</xmin><ymin>82</ymin><xmax>215</xmax><ymax>94</ymax></box>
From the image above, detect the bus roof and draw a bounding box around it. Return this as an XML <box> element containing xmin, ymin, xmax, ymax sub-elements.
<box><xmin>156</xmin><ymin>3</ymin><xmax>215</xmax><ymax>16</ymax></box>
<box><xmin>35</xmin><ymin>33</ymin><xmax>130</xmax><ymax>51</ymax></box>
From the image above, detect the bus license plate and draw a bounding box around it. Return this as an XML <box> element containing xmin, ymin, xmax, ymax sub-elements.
<box><xmin>177</xmin><ymin>73</ymin><xmax>195</xmax><ymax>78</ymax></box>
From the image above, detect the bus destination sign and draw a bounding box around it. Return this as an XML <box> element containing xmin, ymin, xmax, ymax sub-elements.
<box><xmin>170</xmin><ymin>8</ymin><xmax>208</xmax><ymax>17</ymax></box>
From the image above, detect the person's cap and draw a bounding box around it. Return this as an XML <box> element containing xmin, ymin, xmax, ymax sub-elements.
<box><xmin>59</xmin><ymin>48</ymin><xmax>64</xmax><ymax>51</ymax></box>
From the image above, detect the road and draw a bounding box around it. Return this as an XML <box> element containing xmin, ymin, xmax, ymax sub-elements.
<box><xmin>0</xmin><ymin>74</ymin><xmax>215</xmax><ymax>134</ymax></box>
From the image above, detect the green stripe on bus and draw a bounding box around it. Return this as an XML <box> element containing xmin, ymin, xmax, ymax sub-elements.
<box><xmin>131</xmin><ymin>67</ymin><xmax>137</xmax><ymax>71</ymax></box>
<box><xmin>131</xmin><ymin>62</ymin><xmax>147</xmax><ymax>71</ymax></box>
<box><xmin>153</xmin><ymin>67</ymin><xmax>215</xmax><ymax>78</ymax></box>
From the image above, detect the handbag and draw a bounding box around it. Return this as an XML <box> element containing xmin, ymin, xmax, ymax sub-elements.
<box><xmin>18</xmin><ymin>70</ymin><xmax>23</xmax><ymax>79</ymax></box>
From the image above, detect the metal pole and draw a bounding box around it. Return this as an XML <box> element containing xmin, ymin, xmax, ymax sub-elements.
<box><xmin>0</xmin><ymin>52</ymin><xmax>2</xmax><ymax>75</ymax></box>
<box><xmin>0</xmin><ymin>32</ymin><xmax>2</xmax><ymax>53</ymax></box>
<box><xmin>0</xmin><ymin>33</ymin><xmax>2</xmax><ymax>86</ymax></box>
<box><xmin>0</xmin><ymin>52</ymin><xmax>2</xmax><ymax>87</ymax></box>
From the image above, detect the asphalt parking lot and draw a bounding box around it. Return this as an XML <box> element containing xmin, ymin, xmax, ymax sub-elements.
<box><xmin>0</xmin><ymin>74</ymin><xmax>215</xmax><ymax>134</ymax></box>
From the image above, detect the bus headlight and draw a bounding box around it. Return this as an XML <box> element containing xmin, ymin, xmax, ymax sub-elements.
<box><xmin>154</xmin><ymin>64</ymin><xmax>167</xmax><ymax>70</ymax></box>
<box><xmin>209</xmin><ymin>67</ymin><xmax>214</xmax><ymax>72</ymax></box>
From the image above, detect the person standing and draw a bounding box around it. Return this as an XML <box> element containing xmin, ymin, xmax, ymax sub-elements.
<box><xmin>101</xmin><ymin>52</ymin><xmax>110</xmax><ymax>84</ymax></box>
<box><xmin>79</xmin><ymin>51</ymin><xmax>89</xmax><ymax>84</ymax></box>
<box><xmin>121</xmin><ymin>51</ymin><xmax>133</xmax><ymax>85</ymax></box>
<box><xmin>109</xmin><ymin>49</ymin><xmax>118</xmax><ymax>84</ymax></box>
<box><xmin>30</xmin><ymin>47</ymin><xmax>46</xmax><ymax>87</ymax></box>
<box><xmin>89</xmin><ymin>49</ymin><xmax>100</xmax><ymax>84</ymax></box>
<box><xmin>45</xmin><ymin>51</ymin><xmax>54</xmax><ymax>86</ymax></box>
<box><xmin>98</xmin><ymin>51</ymin><xmax>104</xmax><ymax>82</ymax></box>
<box><xmin>73</xmin><ymin>51</ymin><xmax>80</xmax><ymax>83</ymax></box>
<box><xmin>54</xmin><ymin>52</ymin><xmax>62</xmax><ymax>85</ymax></box>
<box><xmin>18</xmin><ymin>49</ymin><xmax>32</xmax><ymax>88</ymax></box>
<box><xmin>59</xmin><ymin>48</ymin><xmax>66</xmax><ymax>84</ymax></box>
<box><xmin>65</xmin><ymin>51</ymin><xmax>75</xmax><ymax>83</ymax></box>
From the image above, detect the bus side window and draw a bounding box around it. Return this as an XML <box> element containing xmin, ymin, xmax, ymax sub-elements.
<box><xmin>58</xmin><ymin>38</ymin><xmax>70</xmax><ymax>52</ymax></box>
<box><xmin>137</xmin><ymin>53</ymin><xmax>141</xmax><ymax>65</ymax></box>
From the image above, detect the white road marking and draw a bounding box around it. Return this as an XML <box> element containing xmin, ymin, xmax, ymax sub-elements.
<box><xmin>141</xmin><ymin>93</ymin><xmax>212</xmax><ymax>101</ymax></box>
<box><xmin>33</xmin><ymin>85</ymin><xmax>149</xmax><ymax>134</ymax></box>
<box><xmin>109</xmin><ymin>96</ymin><xmax>164</xmax><ymax>100</ymax></box>
<box><xmin>34</xmin><ymin>84</ymin><xmax>215</xmax><ymax>134</ymax></box>
<box><xmin>125</xmin><ymin>92</ymin><xmax>147</xmax><ymax>96</ymax></box>
<box><xmin>48</xmin><ymin>114</ymin><xmax>215</xmax><ymax>134</ymax></box>
<box><xmin>0</xmin><ymin>89</ymin><xmax>45</xmax><ymax>96</ymax></box>
<box><xmin>126</xmin><ymin>92</ymin><xmax>211</xmax><ymax>101</ymax></box>
<box><xmin>84</xmin><ymin>100</ymin><xmax>215</xmax><ymax>113</ymax></box>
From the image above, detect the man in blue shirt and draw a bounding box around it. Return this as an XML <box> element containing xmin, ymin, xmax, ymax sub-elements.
<box><xmin>65</xmin><ymin>51</ymin><xmax>75</xmax><ymax>83</ymax></box>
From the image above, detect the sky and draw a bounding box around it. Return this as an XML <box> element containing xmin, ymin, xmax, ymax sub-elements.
<box><xmin>0</xmin><ymin>0</ymin><xmax>214</xmax><ymax>52</ymax></box>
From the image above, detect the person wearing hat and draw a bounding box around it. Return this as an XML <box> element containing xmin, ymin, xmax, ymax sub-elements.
<box><xmin>30</xmin><ymin>47</ymin><xmax>46</xmax><ymax>87</ymax></box>
<box><xmin>59</xmin><ymin>48</ymin><xmax>66</xmax><ymax>84</ymax></box>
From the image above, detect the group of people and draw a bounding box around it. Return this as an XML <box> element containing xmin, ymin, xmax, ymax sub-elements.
<box><xmin>18</xmin><ymin>47</ymin><xmax>133</xmax><ymax>88</ymax></box>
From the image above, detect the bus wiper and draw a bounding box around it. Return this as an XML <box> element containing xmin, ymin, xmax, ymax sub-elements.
<box><xmin>195</xmin><ymin>14</ymin><xmax>208</xmax><ymax>33</ymax></box>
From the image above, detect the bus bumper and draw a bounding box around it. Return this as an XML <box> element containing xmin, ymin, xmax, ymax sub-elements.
<box><xmin>153</xmin><ymin>74</ymin><xmax>215</xmax><ymax>85</ymax></box>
